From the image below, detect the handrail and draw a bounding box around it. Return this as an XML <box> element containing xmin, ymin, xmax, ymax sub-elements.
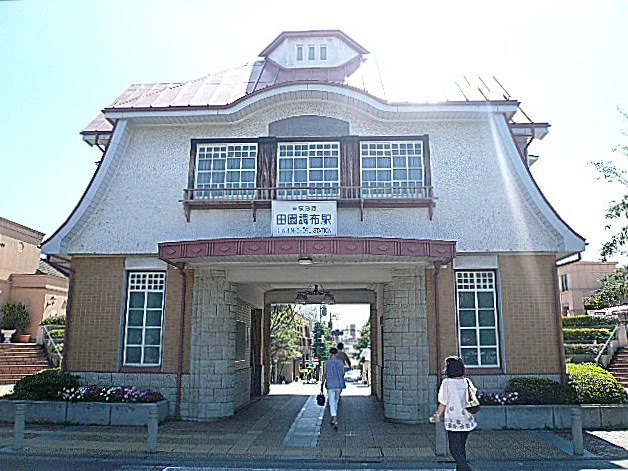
<box><xmin>183</xmin><ymin>184</ymin><xmax>434</xmax><ymax>201</ymax></box>
<box><xmin>595</xmin><ymin>325</ymin><xmax>618</xmax><ymax>365</ymax></box>
<box><xmin>42</xmin><ymin>324</ymin><xmax>64</xmax><ymax>364</ymax></box>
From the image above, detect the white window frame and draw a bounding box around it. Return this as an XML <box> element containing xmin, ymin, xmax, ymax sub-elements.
<box><xmin>195</xmin><ymin>143</ymin><xmax>257</xmax><ymax>199</ymax></box>
<box><xmin>360</xmin><ymin>141</ymin><xmax>425</xmax><ymax>198</ymax></box>
<box><xmin>455</xmin><ymin>270</ymin><xmax>500</xmax><ymax>368</ymax></box>
<box><xmin>123</xmin><ymin>271</ymin><xmax>166</xmax><ymax>367</ymax></box>
<box><xmin>296</xmin><ymin>44</ymin><xmax>304</xmax><ymax>61</ymax></box>
<box><xmin>277</xmin><ymin>142</ymin><xmax>340</xmax><ymax>199</ymax></box>
<box><xmin>308</xmin><ymin>44</ymin><xmax>316</xmax><ymax>60</ymax></box>
<box><xmin>319</xmin><ymin>44</ymin><xmax>327</xmax><ymax>61</ymax></box>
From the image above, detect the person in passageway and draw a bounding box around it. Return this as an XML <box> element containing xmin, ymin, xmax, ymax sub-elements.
<box><xmin>432</xmin><ymin>356</ymin><xmax>477</xmax><ymax>471</ymax></box>
<box><xmin>323</xmin><ymin>347</ymin><xmax>346</xmax><ymax>430</ymax></box>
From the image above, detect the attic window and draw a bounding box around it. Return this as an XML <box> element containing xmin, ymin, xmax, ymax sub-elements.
<box><xmin>320</xmin><ymin>45</ymin><xmax>327</xmax><ymax>61</ymax></box>
<box><xmin>296</xmin><ymin>44</ymin><xmax>304</xmax><ymax>61</ymax></box>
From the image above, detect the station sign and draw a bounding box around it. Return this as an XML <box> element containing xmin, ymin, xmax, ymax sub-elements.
<box><xmin>271</xmin><ymin>201</ymin><xmax>337</xmax><ymax>237</ymax></box>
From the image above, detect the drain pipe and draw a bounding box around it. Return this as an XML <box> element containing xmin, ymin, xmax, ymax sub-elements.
<box><xmin>434</xmin><ymin>261</ymin><xmax>442</xmax><ymax>389</ymax></box>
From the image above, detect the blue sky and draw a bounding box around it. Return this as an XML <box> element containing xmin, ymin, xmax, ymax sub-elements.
<box><xmin>1</xmin><ymin>0</ymin><xmax>628</xmax><ymax>262</ymax></box>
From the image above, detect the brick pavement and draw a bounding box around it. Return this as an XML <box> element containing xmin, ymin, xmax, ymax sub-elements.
<box><xmin>0</xmin><ymin>383</ymin><xmax>625</xmax><ymax>462</ymax></box>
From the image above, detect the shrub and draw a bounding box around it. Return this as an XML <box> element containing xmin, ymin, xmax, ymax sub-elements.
<box><xmin>7</xmin><ymin>368</ymin><xmax>81</xmax><ymax>400</ymax></box>
<box><xmin>1</xmin><ymin>302</ymin><xmax>30</xmax><ymax>332</ymax></box>
<box><xmin>563</xmin><ymin>314</ymin><xmax>617</xmax><ymax>327</ymax></box>
<box><xmin>565</xmin><ymin>344</ymin><xmax>603</xmax><ymax>355</ymax></box>
<box><xmin>40</xmin><ymin>315</ymin><xmax>66</xmax><ymax>326</ymax></box>
<box><xmin>478</xmin><ymin>391</ymin><xmax>519</xmax><ymax>405</ymax></box>
<box><xmin>567</xmin><ymin>363</ymin><xmax>628</xmax><ymax>404</ymax></box>
<box><xmin>49</xmin><ymin>329</ymin><xmax>65</xmax><ymax>339</ymax></box>
<box><xmin>60</xmin><ymin>385</ymin><xmax>164</xmax><ymax>403</ymax></box>
<box><xmin>505</xmin><ymin>377</ymin><xmax>577</xmax><ymax>404</ymax></box>
<box><xmin>563</xmin><ymin>328</ymin><xmax>613</xmax><ymax>342</ymax></box>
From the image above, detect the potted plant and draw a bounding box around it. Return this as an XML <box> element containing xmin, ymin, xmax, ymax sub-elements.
<box><xmin>1</xmin><ymin>302</ymin><xmax>30</xmax><ymax>343</ymax></box>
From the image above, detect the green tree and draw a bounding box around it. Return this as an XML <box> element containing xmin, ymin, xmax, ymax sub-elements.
<box><xmin>312</xmin><ymin>320</ymin><xmax>333</xmax><ymax>361</ymax></box>
<box><xmin>353</xmin><ymin>320</ymin><xmax>371</xmax><ymax>359</ymax></box>
<box><xmin>591</xmin><ymin>109</ymin><xmax>628</xmax><ymax>261</ymax></box>
<box><xmin>582</xmin><ymin>268</ymin><xmax>628</xmax><ymax>309</ymax></box>
<box><xmin>270</xmin><ymin>305</ymin><xmax>305</xmax><ymax>381</ymax></box>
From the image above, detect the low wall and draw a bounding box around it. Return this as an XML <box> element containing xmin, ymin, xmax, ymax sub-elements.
<box><xmin>0</xmin><ymin>400</ymin><xmax>168</xmax><ymax>425</ymax></box>
<box><xmin>477</xmin><ymin>404</ymin><xmax>628</xmax><ymax>429</ymax></box>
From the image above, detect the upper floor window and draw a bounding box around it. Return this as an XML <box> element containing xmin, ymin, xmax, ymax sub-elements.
<box><xmin>195</xmin><ymin>143</ymin><xmax>257</xmax><ymax>199</ymax></box>
<box><xmin>560</xmin><ymin>274</ymin><xmax>569</xmax><ymax>292</ymax></box>
<box><xmin>278</xmin><ymin>142</ymin><xmax>340</xmax><ymax>198</ymax></box>
<box><xmin>296</xmin><ymin>44</ymin><xmax>304</xmax><ymax>61</ymax></box>
<box><xmin>308</xmin><ymin>45</ymin><xmax>316</xmax><ymax>60</ymax></box>
<box><xmin>361</xmin><ymin>141</ymin><xmax>425</xmax><ymax>197</ymax></box>
<box><xmin>320</xmin><ymin>45</ymin><xmax>327</xmax><ymax>61</ymax></box>
<box><xmin>123</xmin><ymin>272</ymin><xmax>166</xmax><ymax>367</ymax></box>
<box><xmin>456</xmin><ymin>271</ymin><xmax>500</xmax><ymax>368</ymax></box>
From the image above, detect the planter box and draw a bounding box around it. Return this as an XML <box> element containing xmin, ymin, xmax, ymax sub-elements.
<box><xmin>0</xmin><ymin>399</ymin><xmax>168</xmax><ymax>425</ymax></box>
<box><xmin>477</xmin><ymin>404</ymin><xmax>628</xmax><ymax>429</ymax></box>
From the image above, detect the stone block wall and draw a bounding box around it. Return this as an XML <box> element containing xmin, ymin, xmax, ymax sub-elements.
<box><xmin>182</xmin><ymin>269</ymin><xmax>237</xmax><ymax>420</ymax></box>
<box><xmin>382</xmin><ymin>267</ymin><xmax>430</xmax><ymax>423</ymax></box>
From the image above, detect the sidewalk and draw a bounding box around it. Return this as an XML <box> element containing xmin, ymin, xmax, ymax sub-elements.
<box><xmin>0</xmin><ymin>381</ymin><xmax>627</xmax><ymax>462</ymax></box>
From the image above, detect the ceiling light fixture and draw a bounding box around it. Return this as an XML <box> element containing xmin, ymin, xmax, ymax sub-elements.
<box><xmin>297</xmin><ymin>256</ymin><xmax>313</xmax><ymax>266</ymax></box>
<box><xmin>294</xmin><ymin>284</ymin><xmax>336</xmax><ymax>305</ymax></box>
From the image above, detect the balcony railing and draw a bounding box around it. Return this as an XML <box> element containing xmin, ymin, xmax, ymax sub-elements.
<box><xmin>181</xmin><ymin>185</ymin><xmax>435</xmax><ymax>221</ymax></box>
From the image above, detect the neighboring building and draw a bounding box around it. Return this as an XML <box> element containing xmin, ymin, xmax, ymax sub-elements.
<box><xmin>558</xmin><ymin>261</ymin><xmax>618</xmax><ymax>316</ymax></box>
<box><xmin>0</xmin><ymin>218</ymin><xmax>68</xmax><ymax>338</ymax></box>
<box><xmin>42</xmin><ymin>30</ymin><xmax>585</xmax><ymax>423</ymax></box>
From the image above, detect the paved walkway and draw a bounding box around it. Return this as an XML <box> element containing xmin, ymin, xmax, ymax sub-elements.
<box><xmin>0</xmin><ymin>381</ymin><xmax>626</xmax><ymax>463</ymax></box>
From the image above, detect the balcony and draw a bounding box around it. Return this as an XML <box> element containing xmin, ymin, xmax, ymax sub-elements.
<box><xmin>181</xmin><ymin>185</ymin><xmax>435</xmax><ymax>221</ymax></box>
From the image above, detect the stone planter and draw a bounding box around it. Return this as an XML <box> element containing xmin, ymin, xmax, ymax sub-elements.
<box><xmin>476</xmin><ymin>404</ymin><xmax>628</xmax><ymax>429</ymax></box>
<box><xmin>0</xmin><ymin>399</ymin><xmax>168</xmax><ymax>425</ymax></box>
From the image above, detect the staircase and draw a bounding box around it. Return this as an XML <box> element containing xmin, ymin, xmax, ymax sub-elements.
<box><xmin>0</xmin><ymin>343</ymin><xmax>51</xmax><ymax>385</ymax></box>
<box><xmin>608</xmin><ymin>346</ymin><xmax>628</xmax><ymax>388</ymax></box>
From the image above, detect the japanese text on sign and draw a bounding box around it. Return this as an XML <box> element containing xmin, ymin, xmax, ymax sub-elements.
<box><xmin>271</xmin><ymin>201</ymin><xmax>337</xmax><ymax>237</ymax></box>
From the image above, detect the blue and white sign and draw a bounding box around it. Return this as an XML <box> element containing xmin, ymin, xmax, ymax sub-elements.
<box><xmin>271</xmin><ymin>201</ymin><xmax>337</xmax><ymax>236</ymax></box>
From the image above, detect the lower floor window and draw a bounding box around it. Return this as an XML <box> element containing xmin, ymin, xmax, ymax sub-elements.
<box><xmin>456</xmin><ymin>270</ymin><xmax>500</xmax><ymax>367</ymax></box>
<box><xmin>124</xmin><ymin>271</ymin><xmax>166</xmax><ymax>366</ymax></box>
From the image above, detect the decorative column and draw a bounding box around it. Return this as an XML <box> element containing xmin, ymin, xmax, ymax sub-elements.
<box><xmin>382</xmin><ymin>267</ymin><xmax>430</xmax><ymax>423</ymax></box>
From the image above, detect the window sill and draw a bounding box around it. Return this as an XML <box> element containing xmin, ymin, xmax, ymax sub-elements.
<box><xmin>466</xmin><ymin>367</ymin><xmax>503</xmax><ymax>375</ymax></box>
<box><xmin>120</xmin><ymin>366</ymin><xmax>162</xmax><ymax>374</ymax></box>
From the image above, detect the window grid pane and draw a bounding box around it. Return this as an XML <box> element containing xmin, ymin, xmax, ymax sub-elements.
<box><xmin>360</xmin><ymin>141</ymin><xmax>425</xmax><ymax>198</ymax></box>
<box><xmin>195</xmin><ymin>144</ymin><xmax>257</xmax><ymax>199</ymax></box>
<box><xmin>277</xmin><ymin>142</ymin><xmax>340</xmax><ymax>199</ymax></box>
<box><xmin>124</xmin><ymin>272</ymin><xmax>166</xmax><ymax>366</ymax></box>
<box><xmin>456</xmin><ymin>271</ymin><xmax>499</xmax><ymax>367</ymax></box>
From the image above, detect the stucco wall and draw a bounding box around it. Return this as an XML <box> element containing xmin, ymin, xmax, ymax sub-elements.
<box><xmin>62</xmin><ymin>101</ymin><xmax>562</xmax><ymax>255</ymax></box>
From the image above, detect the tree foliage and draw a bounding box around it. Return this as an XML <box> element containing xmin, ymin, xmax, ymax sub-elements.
<box><xmin>312</xmin><ymin>320</ymin><xmax>333</xmax><ymax>362</ymax></box>
<box><xmin>582</xmin><ymin>268</ymin><xmax>628</xmax><ymax>309</ymax></box>
<box><xmin>269</xmin><ymin>305</ymin><xmax>305</xmax><ymax>364</ymax></box>
<box><xmin>591</xmin><ymin>109</ymin><xmax>628</xmax><ymax>261</ymax></box>
<box><xmin>353</xmin><ymin>320</ymin><xmax>371</xmax><ymax>359</ymax></box>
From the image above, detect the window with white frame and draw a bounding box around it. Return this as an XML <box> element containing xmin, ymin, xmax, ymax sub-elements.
<box><xmin>124</xmin><ymin>272</ymin><xmax>166</xmax><ymax>366</ymax></box>
<box><xmin>277</xmin><ymin>142</ymin><xmax>340</xmax><ymax>198</ymax></box>
<box><xmin>319</xmin><ymin>45</ymin><xmax>327</xmax><ymax>60</ymax></box>
<box><xmin>456</xmin><ymin>271</ymin><xmax>500</xmax><ymax>367</ymax></box>
<box><xmin>195</xmin><ymin>143</ymin><xmax>257</xmax><ymax>199</ymax></box>
<box><xmin>360</xmin><ymin>141</ymin><xmax>425</xmax><ymax>197</ymax></box>
<box><xmin>296</xmin><ymin>44</ymin><xmax>304</xmax><ymax>61</ymax></box>
<box><xmin>308</xmin><ymin>44</ymin><xmax>316</xmax><ymax>60</ymax></box>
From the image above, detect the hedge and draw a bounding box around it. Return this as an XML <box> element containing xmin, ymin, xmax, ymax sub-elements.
<box><xmin>562</xmin><ymin>328</ymin><xmax>613</xmax><ymax>342</ymax></box>
<box><xmin>6</xmin><ymin>369</ymin><xmax>81</xmax><ymax>400</ymax></box>
<box><xmin>565</xmin><ymin>344</ymin><xmax>603</xmax><ymax>355</ymax></box>
<box><xmin>562</xmin><ymin>314</ymin><xmax>617</xmax><ymax>327</ymax></box>
<box><xmin>505</xmin><ymin>377</ymin><xmax>577</xmax><ymax>404</ymax></box>
<box><xmin>567</xmin><ymin>363</ymin><xmax>628</xmax><ymax>404</ymax></box>
<box><xmin>40</xmin><ymin>315</ymin><xmax>66</xmax><ymax>326</ymax></box>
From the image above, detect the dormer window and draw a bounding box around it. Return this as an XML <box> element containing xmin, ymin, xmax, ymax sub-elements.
<box><xmin>320</xmin><ymin>45</ymin><xmax>327</xmax><ymax>61</ymax></box>
<box><xmin>296</xmin><ymin>44</ymin><xmax>304</xmax><ymax>61</ymax></box>
<box><xmin>308</xmin><ymin>45</ymin><xmax>316</xmax><ymax>61</ymax></box>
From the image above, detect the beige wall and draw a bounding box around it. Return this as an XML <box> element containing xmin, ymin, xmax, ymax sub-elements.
<box><xmin>0</xmin><ymin>218</ymin><xmax>44</xmax><ymax>281</ymax></box>
<box><xmin>558</xmin><ymin>261</ymin><xmax>617</xmax><ymax>316</ymax></box>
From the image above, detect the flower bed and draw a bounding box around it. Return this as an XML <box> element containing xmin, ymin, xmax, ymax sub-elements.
<box><xmin>60</xmin><ymin>385</ymin><xmax>164</xmax><ymax>403</ymax></box>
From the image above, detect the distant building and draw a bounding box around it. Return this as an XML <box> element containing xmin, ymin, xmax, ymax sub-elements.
<box><xmin>0</xmin><ymin>218</ymin><xmax>68</xmax><ymax>338</ymax></box>
<box><xmin>558</xmin><ymin>261</ymin><xmax>618</xmax><ymax>316</ymax></box>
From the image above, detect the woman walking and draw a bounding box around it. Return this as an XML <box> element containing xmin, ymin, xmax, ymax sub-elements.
<box><xmin>432</xmin><ymin>356</ymin><xmax>477</xmax><ymax>471</ymax></box>
<box><xmin>324</xmin><ymin>347</ymin><xmax>346</xmax><ymax>430</ymax></box>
